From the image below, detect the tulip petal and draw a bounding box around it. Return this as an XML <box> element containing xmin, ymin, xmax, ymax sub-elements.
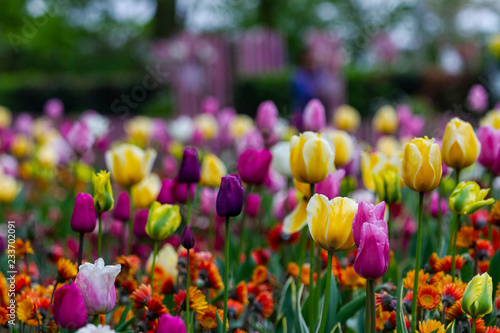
<box><xmin>283</xmin><ymin>199</ymin><xmax>309</xmax><ymax>234</ymax></box>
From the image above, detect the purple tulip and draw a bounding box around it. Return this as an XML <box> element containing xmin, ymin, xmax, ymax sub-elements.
<box><xmin>200</xmin><ymin>187</ymin><xmax>218</xmax><ymax>216</ymax></box>
<box><xmin>155</xmin><ymin>314</ymin><xmax>186</xmax><ymax>333</ymax></box>
<box><xmin>113</xmin><ymin>192</ymin><xmax>130</xmax><ymax>222</ymax></box>
<box><xmin>216</xmin><ymin>174</ymin><xmax>244</xmax><ymax>217</ymax></box>
<box><xmin>315</xmin><ymin>169</ymin><xmax>346</xmax><ymax>200</ymax></box>
<box><xmin>172</xmin><ymin>179</ymin><xmax>196</xmax><ymax>204</ymax></box>
<box><xmin>44</xmin><ymin>98</ymin><xmax>64</xmax><ymax>119</ymax></box>
<box><xmin>157</xmin><ymin>179</ymin><xmax>176</xmax><ymax>205</ymax></box>
<box><xmin>181</xmin><ymin>224</ymin><xmax>195</xmax><ymax>250</ymax></box>
<box><xmin>177</xmin><ymin>147</ymin><xmax>200</xmax><ymax>184</ymax></box>
<box><xmin>477</xmin><ymin>126</ymin><xmax>500</xmax><ymax>169</ymax></box>
<box><xmin>67</xmin><ymin>122</ymin><xmax>95</xmax><ymax>156</ymax></box>
<box><xmin>133</xmin><ymin>209</ymin><xmax>149</xmax><ymax>238</ymax></box>
<box><xmin>52</xmin><ymin>283</ymin><xmax>88</xmax><ymax>330</ymax></box>
<box><xmin>14</xmin><ymin>113</ymin><xmax>33</xmax><ymax>135</ymax></box>
<box><xmin>303</xmin><ymin>99</ymin><xmax>326</xmax><ymax>131</ymax></box>
<box><xmin>256</xmin><ymin>101</ymin><xmax>279</xmax><ymax>132</ymax></box>
<box><xmin>202</xmin><ymin>96</ymin><xmax>219</xmax><ymax>115</ymax></box>
<box><xmin>237</xmin><ymin>148</ymin><xmax>273</xmax><ymax>185</ymax></box>
<box><xmin>352</xmin><ymin>201</ymin><xmax>386</xmax><ymax>247</ymax></box>
<box><xmin>468</xmin><ymin>84</ymin><xmax>488</xmax><ymax>113</ymax></box>
<box><xmin>397</xmin><ymin>104</ymin><xmax>425</xmax><ymax>138</ymax></box>
<box><xmin>245</xmin><ymin>193</ymin><xmax>262</xmax><ymax>218</ymax></box>
<box><xmin>353</xmin><ymin>222</ymin><xmax>390</xmax><ymax>280</ymax></box>
<box><xmin>71</xmin><ymin>193</ymin><xmax>97</xmax><ymax>234</ymax></box>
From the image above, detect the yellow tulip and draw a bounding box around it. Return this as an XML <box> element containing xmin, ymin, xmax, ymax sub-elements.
<box><xmin>230</xmin><ymin>115</ymin><xmax>254</xmax><ymax>139</ymax></box>
<box><xmin>333</xmin><ymin>105</ymin><xmax>360</xmax><ymax>133</ymax></box>
<box><xmin>200</xmin><ymin>153</ymin><xmax>227</xmax><ymax>188</ymax></box>
<box><xmin>442</xmin><ymin>118</ymin><xmax>480</xmax><ymax>169</ymax></box>
<box><xmin>145</xmin><ymin>201</ymin><xmax>182</xmax><ymax>241</ymax></box>
<box><xmin>105</xmin><ymin>143</ymin><xmax>157</xmax><ymax>189</ymax></box>
<box><xmin>194</xmin><ymin>114</ymin><xmax>219</xmax><ymax>140</ymax></box>
<box><xmin>290</xmin><ymin>131</ymin><xmax>334</xmax><ymax>184</ymax></box>
<box><xmin>480</xmin><ymin>109</ymin><xmax>500</xmax><ymax>130</ymax></box>
<box><xmin>0</xmin><ymin>171</ymin><xmax>21</xmax><ymax>204</ymax></box>
<box><xmin>10</xmin><ymin>135</ymin><xmax>34</xmax><ymax>158</ymax></box>
<box><xmin>448</xmin><ymin>181</ymin><xmax>494</xmax><ymax>215</ymax></box>
<box><xmin>402</xmin><ymin>137</ymin><xmax>442</xmax><ymax>192</ymax></box>
<box><xmin>325</xmin><ymin>130</ymin><xmax>354</xmax><ymax>167</ymax></box>
<box><xmin>36</xmin><ymin>145</ymin><xmax>59</xmax><ymax>168</ymax></box>
<box><xmin>306</xmin><ymin>194</ymin><xmax>358</xmax><ymax>252</ymax></box>
<box><xmin>373</xmin><ymin>105</ymin><xmax>398</xmax><ymax>134</ymax></box>
<box><xmin>282</xmin><ymin>179</ymin><xmax>314</xmax><ymax>234</ymax></box>
<box><xmin>125</xmin><ymin>116</ymin><xmax>152</xmax><ymax>148</ymax></box>
<box><xmin>92</xmin><ymin>170</ymin><xmax>114</xmax><ymax>213</ymax></box>
<box><xmin>146</xmin><ymin>243</ymin><xmax>179</xmax><ymax>280</ymax></box>
<box><xmin>461</xmin><ymin>273</ymin><xmax>493</xmax><ymax>318</ymax></box>
<box><xmin>376</xmin><ymin>136</ymin><xmax>401</xmax><ymax>158</ymax></box>
<box><xmin>131</xmin><ymin>173</ymin><xmax>162</xmax><ymax>209</ymax></box>
<box><xmin>0</xmin><ymin>106</ymin><xmax>12</xmax><ymax>129</ymax></box>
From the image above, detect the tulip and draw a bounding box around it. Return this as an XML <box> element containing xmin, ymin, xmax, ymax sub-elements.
<box><xmin>75</xmin><ymin>258</ymin><xmax>121</xmax><ymax>316</ymax></box>
<box><xmin>303</xmin><ymin>99</ymin><xmax>326</xmax><ymax>131</ymax></box>
<box><xmin>245</xmin><ymin>193</ymin><xmax>262</xmax><ymax>218</ymax></box>
<box><xmin>181</xmin><ymin>224</ymin><xmax>195</xmax><ymax>250</ymax></box>
<box><xmin>237</xmin><ymin>148</ymin><xmax>273</xmax><ymax>185</ymax></box>
<box><xmin>157</xmin><ymin>179</ymin><xmax>176</xmax><ymax>205</ymax></box>
<box><xmin>256</xmin><ymin>100</ymin><xmax>279</xmax><ymax>133</ymax></box>
<box><xmin>200</xmin><ymin>187</ymin><xmax>218</xmax><ymax>216</ymax></box>
<box><xmin>52</xmin><ymin>283</ymin><xmax>88</xmax><ymax>330</ymax></box>
<box><xmin>270</xmin><ymin>141</ymin><xmax>292</xmax><ymax>178</ymax></box>
<box><xmin>430</xmin><ymin>192</ymin><xmax>448</xmax><ymax>218</ymax></box>
<box><xmin>156</xmin><ymin>314</ymin><xmax>186</xmax><ymax>333</ymax></box>
<box><xmin>290</xmin><ymin>131</ymin><xmax>335</xmax><ymax>184</ymax></box>
<box><xmin>352</xmin><ymin>201</ymin><xmax>386</xmax><ymax>246</ymax></box>
<box><xmin>177</xmin><ymin>147</ymin><xmax>200</xmax><ymax>184</ymax></box>
<box><xmin>194</xmin><ymin>114</ymin><xmax>219</xmax><ymax>140</ymax></box>
<box><xmin>10</xmin><ymin>134</ymin><xmax>33</xmax><ymax>159</ymax></box>
<box><xmin>325</xmin><ymin>130</ymin><xmax>355</xmax><ymax>167</ymax></box>
<box><xmin>373</xmin><ymin>164</ymin><xmax>402</xmax><ymax>205</ymax></box>
<box><xmin>449</xmin><ymin>181</ymin><xmax>494</xmax><ymax>216</ymax></box>
<box><xmin>92</xmin><ymin>171</ymin><xmax>114</xmax><ymax>213</ymax></box>
<box><xmin>200</xmin><ymin>153</ymin><xmax>227</xmax><ymax>188</ymax></box>
<box><xmin>67</xmin><ymin>122</ymin><xmax>95</xmax><ymax>156</ymax></box>
<box><xmin>0</xmin><ymin>171</ymin><xmax>20</xmax><ymax>204</ymax></box>
<box><xmin>105</xmin><ymin>143</ymin><xmax>157</xmax><ymax>189</ymax></box>
<box><xmin>133</xmin><ymin>209</ymin><xmax>149</xmax><ymax>238</ymax></box>
<box><xmin>71</xmin><ymin>193</ymin><xmax>97</xmax><ymax>234</ymax></box>
<box><xmin>264</xmin><ymin>167</ymin><xmax>287</xmax><ymax>193</ymax></box>
<box><xmin>44</xmin><ymin>98</ymin><xmax>64</xmax><ymax>119</ymax></box>
<box><xmin>467</xmin><ymin>84</ymin><xmax>488</xmax><ymax>113</ymax></box>
<box><xmin>442</xmin><ymin>117</ymin><xmax>481</xmax><ymax>170</ymax></box>
<box><xmin>230</xmin><ymin>115</ymin><xmax>255</xmax><ymax>139</ymax></box>
<box><xmin>397</xmin><ymin>104</ymin><xmax>425</xmax><ymax>138</ymax></box>
<box><xmin>401</xmin><ymin>137</ymin><xmax>442</xmax><ymax>193</ymax></box>
<box><xmin>172</xmin><ymin>179</ymin><xmax>196</xmax><ymax>204</ymax></box>
<box><xmin>375</xmin><ymin>136</ymin><xmax>401</xmax><ymax>158</ymax></box>
<box><xmin>145</xmin><ymin>201</ymin><xmax>182</xmax><ymax>241</ymax></box>
<box><xmin>461</xmin><ymin>273</ymin><xmax>493</xmax><ymax>318</ymax></box>
<box><xmin>113</xmin><ymin>192</ymin><xmax>130</xmax><ymax>222</ymax></box>
<box><xmin>202</xmin><ymin>95</ymin><xmax>219</xmax><ymax>115</ymax></box>
<box><xmin>333</xmin><ymin>105</ymin><xmax>360</xmax><ymax>133</ymax></box>
<box><xmin>125</xmin><ymin>116</ymin><xmax>152</xmax><ymax>148</ymax></box>
<box><xmin>480</xmin><ymin>109</ymin><xmax>500</xmax><ymax>130</ymax></box>
<box><xmin>169</xmin><ymin>116</ymin><xmax>195</xmax><ymax>143</ymax></box>
<box><xmin>131</xmin><ymin>174</ymin><xmax>162</xmax><ymax>209</ymax></box>
<box><xmin>476</xmin><ymin>126</ymin><xmax>500</xmax><ymax>169</ymax></box>
<box><xmin>373</xmin><ymin>105</ymin><xmax>398</xmax><ymax>134</ymax></box>
<box><xmin>353</xmin><ymin>221</ymin><xmax>389</xmax><ymax>279</ymax></box>
<box><xmin>216</xmin><ymin>174</ymin><xmax>244</xmax><ymax>217</ymax></box>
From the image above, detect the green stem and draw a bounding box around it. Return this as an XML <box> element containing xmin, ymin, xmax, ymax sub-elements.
<box><xmin>369</xmin><ymin>279</ymin><xmax>376</xmax><ymax>333</ymax></box>
<box><xmin>297</xmin><ymin>227</ymin><xmax>308</xmax><ymax>281</ymax></box>
<box><xmin>186</xmin><ymin>251</ymin><xmax>191</xmax><ymax>332</ymax></box>
<box><xmin>97</xmin><ymin>213</ymin><xmax>102</xmax><ymax>259</ymax></box>
<box><xmin>315</xmin><ymin>244</ymin><xmax>321</xmax><ymax>321</ymax></box>
<box><xmin>318</xmin><ymin>251</ymin><xmax>333</xmax><ymax>333</ymax></box>
<box><xmin>471</xmin><ymin>318</ymin><xmax>476</xmax><ymax>333</ymax></box>
<box><xmin>223</xmin><ymin>217</ymin><xmax>230</xmax><ymax>332</ymax></box>
<box><xmin>127</xmin><ymin>187</ymin><xmax>134</xmax><ymax>255</ymax></box>
<box><xmin>78</xmin><ymin>232</ymin><xmax>84</xmax><ymax>268</ymax></box>
<box><xmin>48</xmin><ymin>282</ymin><xmax>58</xmax><ymax>315</ymax></box>
<box><xmin>451</xmin><ymin>215</ymin><xmax>460</xmax><ymax>282</ymax></box>
<box><xmin>309</xmin><ymin>236</ymin><xmax>315</xmax><ymax>333</ymax></box>
<box><xmin>186</xmin><ymin>183</ymin><xmax>193</xmax><ymax>224</ymax></box>
<box><xmin>411</xmin><ymin>191</ymin><xmax>424</xmax><ymax>333</ymax></box>
<box><xmin>150</xmin><ymin>241</ymin><xmax>159</xmax><ymax>286</ymax></box>
<box><xmin>365</xmin><ymin>279</ymin><xmax>371</xmax><ymax>333</ymax></box>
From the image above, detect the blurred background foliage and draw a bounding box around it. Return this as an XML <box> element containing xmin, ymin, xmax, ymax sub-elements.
<box><xmin>1</xmin><ymin>0</ymin><xmax>500</xmax><ymax>116</ymax></box>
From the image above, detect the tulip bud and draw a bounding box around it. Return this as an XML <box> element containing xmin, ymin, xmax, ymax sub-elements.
<box><xmin>145</xmin><ymin>201</ymin><xmax>182</xmax><ymax>241</ymax></box>
<box><xmin>52</xmin><ymin>283</ymin><xmax>88</xmax><ymax>330</ymax></box>
<box><xmin>113</xmin><ymin>192</ymin><xmax>130</xmax><ymax>222</ymax></box>
<box><xmin>333</xmin><ymin>105</ymin><xmax>360</xmax><ymax>133</ymax></box>
<box><xmin>449</xmin><ymin>181</ymin><xmax>494</xmax><ymax>215</ymax></box>
<box><xmin>256</xmin><ymin>100</ymin><xmax>279</xmax><ymax>132</ymax></box>
<box><xmin>200</xmin><ymin>154</ymin><xmax>227</xmax><ymax>188</ymax></box>
<box><xmin>401</xmin><ymin>137</ymin><xmax>442</xmax><ymax>192</ymax></box>
<box><xmin>353</xmin><ymin>222</ymin><xmax>389</xmax><ymax>280</ymax></box>
<box><xmin>71</xmin><ymin>193</ymin><xmax>97</xmax><ymax>233</ymax></box>
<box><xmin>131</xmin><ymin>174</ymin><xmax>161</xmax><ymax>209</ymax></box>
<box><xmin>216</xmin><ymin>174</ymin><xmax>244</xmax><ymax>217</ymax></box>
<box><xmin>480</xmin><ymin>110</ymin><xmax>500</xmax><ymax>130</ymax></box>
<box><xmin>442</xmin><ymin>118</ymin><xmax>481</xmax><ymax>169</ymax></box>
<box><xmin>156</xmin><ymin>314</ymin><xmax>186</xmax><ymax>333</ymax></box>
<box><xmin>67</xmin><ymin>122</ymin><xmax>95</xmax><ymax>156</ymax></box>
<box><xmin>181</xmin><ymin>224</ymin><xmax>195</xmax><ymax>250</ymax></box>
<box><xmin>92</xmin><ymin>170</ymin><xmax>114</xmax><ymax>214</ymax></box>
<box><xmin>133</xmin><ymin>209</ymin><xmax>149</xmax><ymax>238</ymax></box>
<box><xmin>303</xmin><ymin>99</ymin><xmax>326</xmax><ymax>131</ymax></box>
<box><xmin>237</xmin><ymin>149</ymin><xmax>273</xmax><ymax>185</ymax></box>
<box><xmin>373</xmin><ymin>105</ymin><xmax>398</xmax><ymax>134</ymax></box>
<box><xmin>373</xmin><ymin>165</ymin><xmax>402</xmax><ymax>205</ymax></box>
<box><xmin>245</xmin><ymin>193</ymin><xmax>262</xmax><ymax>218</ymax></box>
<box><xmin>461</xmin><ymin>273</ymin><xmax>493</xmax><ymax>318</ymax></box>
<box><xmin>290</xmin><ymin>131</ymin><xmax>335</xmax><ymax>184</ymax></box>
<box><xmin>177</xmin><ymin>147</ymin><xmax>200</xmax><ymax>184</ymax></box>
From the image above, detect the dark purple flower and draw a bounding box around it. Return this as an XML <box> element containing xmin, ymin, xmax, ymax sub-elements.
<box><xmin>113</xmin><ymin>192</ymin><xmax>130</xmax><ymax>222</ymax></box>
<box><xmin>177</xmin><ymin>147</ymin><xmax>200</xmax><ymax>184</ymax></box>
<box><xmin>157</xmin><ymin>179</ymin><xmax>176</xmax><ymax>205</ymax></box>
<box><xmin>52</xmin><ymin>283</ymin><xmax>88</xmax><ymax>330</ymax></box>
<box><xmin>216</xmin><ymin>174</ymin><xmax>244</xmax><ymax>217</ymax></box>
<box><xmin>71</xmin><ymin>193</ymin><xmax>97</xmax><ymax>234</ymax></box>
<box><xmin>237</xmin><ymin>148</ymin><xmax>273</xmax><ymax>185</ymax></box>
<box><xmin>181</xmin><ymin>224</ymin><xmax>195</xmax><ymax>250</ymax></box>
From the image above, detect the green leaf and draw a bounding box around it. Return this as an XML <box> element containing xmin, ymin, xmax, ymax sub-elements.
<box><xmin>115</xmin><ymin>316</ymin><xmax>135</xmax><ymax>332</ymax></box>
<box><xmin>324</xmin><ymin>273</ymin><xmax>339</xmax><ymax>332</ymax></box>
<box><xmin>396</xmin><ymin>281</ymin><xmax>408</xmax><ymax>333</ymax></box>
<box><xmin>337</xmin><ymin>285</ymin><xmax>384</xmax><ymax>323</ymax></box>
<box><xmin>297</xmin><ymin>284</ymin><xmax>309</xmax><ymax>333</ymax></box>
<box><xmin>118</xmin><ymin>302</ymin><xmax>132</xmax><ymax>325</ymax></box>
<box><xmin>445</xmin><ymin>320</ymin><xmax>455</xmax><ymax>333</ymax></box>
<box><xmin>276</xmin><ymin>277</ymin><xmax>296</xmax><ymax>332</ymax></box>
<box><xmin>216</xmin><ymin>309</ymin><xmax>224</xmax><ymax>333</ymax></box>
<box><xmin>329</xmin><ymin>322</ymin><xmax>343</xmax><ymax>333</ymax></box>
<box><xmin>460</xmin><ymin>260</ymin><xmax>473</xmax><ymax>284</ymax></box>
<box><xmin>488</xmin><ymin>249</ymin><xmax>500</xmax><ymax>301</ymax></box>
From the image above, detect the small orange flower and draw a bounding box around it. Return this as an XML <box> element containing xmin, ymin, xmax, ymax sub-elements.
<box><xmin>17</xmin><ymin>296</ymin><xmax>41</xmax><ymax>326</ymax></box>
<box><xmin>287</xmin><ymin>262</ymin><xmax>299</xmax><ymax>278</ymax></box>
<box><xmin>12</xmin><ymin>239</ymin><xmax>34</xmax><ymax>258</ymax></box>
<box><xmin>339</xmin><ymin>266</ymin><xmax>366</xmax><ymax>290</ymax></box>
<box><xmin>227</xmin><ymin>299</ymin><xmax>245</xmax><ymax>320</ymax></box>
<box><xmin>254</xmin><ymin>291</ymin><xmax>274</xmax><ymax>318</ymax></box>
<box><xmin>251</xmin><ymin>265</ymin><xmax>270</xmax><ymax>285</ymax></box>
<box><xmin>161</xmin><ymin>274</ymin><xmax>175</xmax><ymax>294</ymax></box>
<box><xmin>300</xmin><ymin>264</ymin><xmax>317</xmax><ymax>287</ymax></box>
<box><xmin>146</xmin><ymin>295</ymin><xmax>169</xmax><ymax>319</ymax></box>
<box><xmin>198</xmin><ymin>259</ymin><xmax>224</xmax><ymax>290</ymax></box>
<box><xmin>470</xmin><ymin>239</ymin><xmax>495</xmax><ymax>260</ymax></box>
<box><xmin>57</xmin><ymin>258</ymin><xmax>77</xmax><ymax>281</ymax></box>
<box><xmin>0</xmin><ymin>306</ymin><xmax>8</xmax><ymax>326</ymax></box>
<box><xmin>0</xmin><ymin>273</ymin><xmax>9</xmax><ymax>307</ymax></box>
<box><xmin>174</xmin><ymin>286</ymin><xmax>208</xmax><ymax>315</ymax></box>
<box><xmin>441</xmin><ymin>283</ymin><xmax>465</xmax><ymax>308</ymax></box>
<box><xmin>429</xmin><ymin>272</ymin><xmax>453</xmax><ymax>293</ymax></box>
<box><xmin>403</xmin><ymin>270</ymin><xmax>429</xmax><ymax>290</ymax></box>
<box><xmin>487</xmin><ymin>200</ymin><xmax>500</xmax><ymax>226</ymax></box>
<box><xmin>15</xmin><ymin>274</ymin><xmax>31</xmax><ymax>294</ymax></box>
<box><xmin>130</xmin><ymin>284</ymin><xmax>152</xmax><ymax>310</ymax></box>
<box><xmin>198</xmin><ymin>305</ymin><xmax>226</xmax><ymax>330</ymax></box>
<box><xmin>486</xmin><ymin>327</ymin><xmax>500</xmax><ymax>333</ymax></box>
<box><xmin>446</xmin><ymin>299</ymin><xmax>464</xmax><ymax>322</ymax></box>
<box><xmin>376</xmin><ymin>310</ymin><xmax>392</xmax><ymax>331</ymax></box>
<box><xmin>230</xmin><ymin>282</ymin><xmax>248</xmax><ymax>305</ymax></box>
<box><xmin>417</xmin><ymin>285</ymin><xmax>440</xmax><ymax>310</ymax></box>
<box><xmin>430</xmin><ymin>254</ymin><xmax>465</xmax><ymax>275</ymax></box>
<box><xmin>178</xmin><ymin>249</ymin><xmax>199</xmax><ymax>282</ymax></box>
<box><xmin>417</xmin><ymin>319</ymin><xmax>445</xmax><ymax>333</ymax></box>
<box><xmin>471</xmin><ymin>318</ymin><xmax>486</xmax><ymax>333</ymax></box>
<box><xmin>456</xmin><ymin>226</ymin><xmax>478</xmax><ymax>248</ymax></box>
<box><xmin>115</xmin><ymin>255</ymin><xmax>141</xmax><ymax>275</ymax></box>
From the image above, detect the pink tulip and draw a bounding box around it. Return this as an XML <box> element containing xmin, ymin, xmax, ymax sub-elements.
<box><xmin>157</xmin><ymin>179</ymin><xmax>176</xmax><ymax>205</ymax></box>
<box><xmin>156</xmin><ymin>314</ymin><xmax>186</xmax><ymax>333</ymax></box>
<box><xmin>397</xmin><ymin>104</ymin><xmax>425</xmax><ymax>138</ymax></box>
<box><xmin>237</xmin><ymin>148</ymin><xmax>273</xmax><ymax>185</ymax></box>
<box><xmin>315</xmin><ymin>169</ymin><xmax>346</xmax><ymax>200</ymax></box>
<box><xmin>44</xmin><ymin>98</ymin><xmax>64</xmax><ymax>119</ymax></box>
<box><xmin>303</xmin><ymin>99</ymin><xmax>326</xmax><ymax>131</ymax></box>
<box><xmin>202</xmin><ymin>96</ymin><xmax>219</xmax><ymax>115</ymax></box>
<box><xmin>430</xmin><ymin>192</ymin><xmax>448</xmax><ymax>218</ymax></box>
<box><xmin>353</xmin><ymin>222</ymin><xmax>390</xmax><ymax>280</ymax></box>
<box><xmin>468</xmin><ymin>84</ymin><xmax>488</xmax><ymax>113</ymax></box>
<box><xmin>245</xmin><ymin>193</ymin><xmax>262</xmax><ymax>218</ymax></box>
<box><xmin>67</xmin><ymin>122</ymin><xmax>95</xmax><ymax>156</ymax></box>
<box><xmin>352</xmin><ymin>201</ymin><xmax>386</xmax><ymax>247</ymax></box>
<box><xmin>256</xmin><ymin>101</ymin><xmax>279</xmax><ymax>132</ymax></box>
<box><xmin>200</xmin><ymin>187</ymin><xmax>218</xmax><ymax>216</ymax></box>
<box><xmin>477</xmin><ymin>126</ymin><xmax>500</xmax><ymax>169</ymax></box>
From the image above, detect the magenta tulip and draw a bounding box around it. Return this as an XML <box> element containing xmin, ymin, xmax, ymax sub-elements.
<box><xmin>113</xmin><ymin>192</ymin><xmax>130</xmax><ymax>222</ymax></box>
<box><xmin>237</xmin><ymin>148</ymin><xmax>272</xmax><ymax>185</ymax></box>
<box><xmin>157</xmin><ymin>179</ymin><xmax>176</xmax><ymax>205</ymax></box>
<box><xmin>353</xmin><ymin>222</ymin><xmax>390</xmax><ymax>280</ymax></box>
<box><xmin>303</xmin><ymin>99</ymin><xmax>326</xmax><ymax>131</ymax></box>
<box><xmin>67</xmin><ymin>121</ymin><xmax>95</xmax><ymax>156</ymax></box>
<box><xmin>44</xmin><ymin>98</ymin><xmax>64</xmax><ymax>119</ymax></box>
<box><xmin>245</xmin><ymin>193</ymin><xmax>262</xmax><ymax>218</ymax></box>
<box><xmin>52</xmin><ymin>283</ymin><xmax>88</xmax><ymax>330</ymax></box>
<box><xmin>256</xmin><ymin>100</ymin><xmax>279</xmax><ymax>132</ymax></box>
<box><xmin>477</xmin><ymin>126</ymin><xmax>500</xmax><ymax>169</ymax></box>
<box><xmin>133</xmin><ymin>209</ymin><xmax>149</xmax><ymax>238</ymax></box>
<box><xmin>352</xmin><ymin>201</ymin><xmax>386</xmax><ymax>247</ymax></box>
<box><xmin>156</xmin><ymin>314</ymin><xmax>186</xmax><ymax>333</ymax></box>
<box><xmin>71</xmin><ymin>193</ymin><xmax>97</xmax><ymax>234</ymax></box>
<box><xmin>315</xmin><ymin>169</ymin><xmax>346</xmax><ymax>200</ymax></box>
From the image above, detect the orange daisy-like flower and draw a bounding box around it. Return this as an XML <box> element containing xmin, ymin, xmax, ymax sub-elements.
<box><xmin>487</xmin><ymin>200</ymin><xmax>500</xmax><ymax>226</ymax></box>
<box><xmin>403</xmin><ymin>270</ymin><xmax>429</xmax><ymax>290</ymax></box>
<box><xmin>227</xmin><ymin>299</ymin><xmax>245</xmax><ymax>320</ymax></box>
<box><xmin>253</xmin><ymin>291</ymin><xmax>273</xmax><ymax>318</ymax></box>
<box><xmin>376</xmin><ymin>310</ymin><xmax>392</xmax><ymax>331</ymax></box>
<box><xmin>56</xmin><ymin>258</ymin><xmax>77</xmax><ymax>281</ymax></box>
<box><xmin>339</xmin><ymin>266</ymin><xmax>366</xmax><ymax>290</ymax></box>
<box><xmin>121</xmin><ymin>278</ymin><xmax>138</xmax><ymax>294</ymax></box>
<box><xmin>130</xmin><ymin>284</ymin><xmax>152</xmax><ymax>310</ymax></box>
<box><xmin>0</xmin><ymin>273</ymin><xmax>9</xmax><ymax>307</ymax></box>
<box><xmin>428</xmin><ymin>253</ymin><xmax>441</xmax><ymax>273</ymax></box>
<box><xmin>320</xmin><ymin>249</ymin><xmax>341</xmax><ymax>276</ymax></box>
<box><xmin>12</xmin><ymin>239</ymin><xmax>34</xmax><ymax>258</ymax></box>
<box><xmin>441</xmin><ymin>283</ymin><xmax>465</xmax><ymax>308</ymax></box>
<box><xmin>115</xmin><ymin>255</ymin><xmax>141</xmax><ymax>276</ymax></box>
<box><xmin>0</xmin><ymin>306</ymin><xmax>8</xmax><ymax>326</ymax></box>
<box><xmin>198</xmin><ymin>259</ymin><xmax>224</xmax><ymax>291</ymax></box>
<box><xmin>300</xmin><ymin>265</ymin><xmax>317</xmax><ymax>287</ymax></box>
<box><xmin>15</xmin><ymin>274</ymin><xmax>31</xmax><ymax>294</ymax></box>
<box><xmin>432</xmin><ymin>255</ymin><xmax>465</xmax><ymax>275</ymax></box>
<box><xmin>470</xmin><ymin>239</ymin><xmax>495</xmax><ymax>260</ymax></box>
<box><xmin>287</xmin><ymin>262</ymin><xmax>300</xmax><ymax>278</ymax></box>
<box><xmin>417</xmin><ymin>285</ymin><xmax>440</xmax><ymax>310</ymax></box>
<box><xmin>174</xmin><ymin>286</ymin><xmax>208</xmax><ymax>315</ymax></box>
<box><xmin>17</xmin><ymin>296</ymin><xmax>41</xmax><ymax>326</ymax></box>
<box><xmin>146</xmin><ymin>295</ymin><xmax>169</xmax><ymax>320</ymax></box>
<box><xmin>230</xmin><ymin>282</ymin><xmax>248</xmax><ymax>305</ymax></box>
<box><xmin>471</xmin><ymin>318</ymin><xmax>486</xmax><ymax>333</ymax></box>
<box><xmin>417</xmin><ymin>319</ymin><xmax>445</xmax><ymax>333</ymax></box>
<box><xmin>446</xmin><ymin>299</ymin><xmax>465</xmax><ymax>322</ymax></box>
<box><xmin>251</xmin><ymin>265</ymin><xmax>270</xmax><ymax>285</ymax></box>
<box><xmin>429</xmin><ymin>272</ymin><xmax>454</xmax><ymax>293</ymax></box>
<box><xmin>235</xmin><ymin>330</ymin><xmax>248</xmax><ymax>333</ymax></box>
<box><xmin>161</xmin><ymin>274</ymin><xmax>175</xmax><ymax>294</ymax></box>
<box><xmin>456</xmin><ymin>226</ymin><xmax>478</xmax><ymax>248</ymax></box>
<box><xmin>375</xmin><ymin>291</ymin><xmax>396</xmax><ymax>313</ymax></box>
<box><xmin>178</xmin><ymin>249</ymin><xmax>199</xmax><ymax>282</ymax></box>
<box><xmin>198</xmin><ymin>305</ymin><xmax>226</xmax><ymax>330</ymax></box>
<box><xmin>486</xmin><ymin>327</ymin><xmax>500</xmax><ymax>333</ymax></box>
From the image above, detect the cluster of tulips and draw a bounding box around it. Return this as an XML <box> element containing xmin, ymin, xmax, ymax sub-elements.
<box><xmin>0</xmin><ymin>94</ymin><xmax>500</xmax><ymax>333</ymax></box>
